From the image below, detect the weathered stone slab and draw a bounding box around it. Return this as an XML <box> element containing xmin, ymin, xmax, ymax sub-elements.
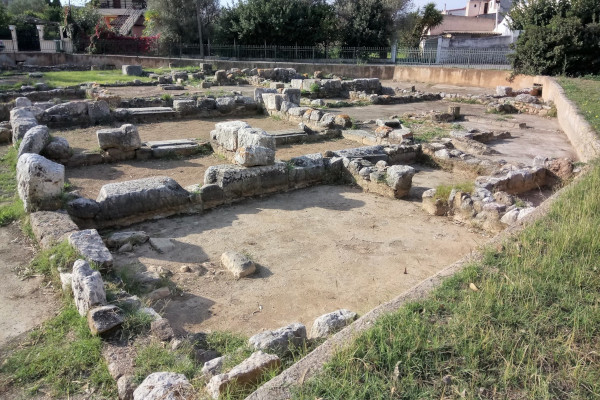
<box><xmin>333</xmin><ymin>146</ymin><xmax>388</xmax><ymax>163</ymax></box>
<box><xmin>122</xmin><ymin>65</ymin><xmax>143</xmax><ymax>76</ymax></box>
<box><xmin>146</xmin><ymin>139</ymin><xmax>204</xmax><ymax>158</ymax></box>
<box><xmin>67</xmin><ymin>197</ymin><xmax>100</xmax><ymax>220</ymax></box>
<box><xmin>97</xmin><ymin>124</ymin><xmax>141</xmax><ymax>151</ymax></box>
<box><xmin>10</xmin><ymin>108</ymin><xmax>38</xmax><ymax>142</ymax></box>
<box><xmin>133</xmin><ymin>372</ymin><xmax>193</xmax><ymax>400</ymax></box>
<box><xmin>72</xmin><ymin>259</ymin><xmax>106</xmax><ymax>316</ymax></box>
<box><xmin>16</xmin><ymin>153</ymin><xmax>64</xmax><ymax>212</ymax></box>
<box><xmin>248</xmin><ymin>323</ymin><xmax>307</xmax><ymax>354</ymax></box>
<box><xmin>15</xmin><ymin>97</ymin><xmax>32</xmax><ymax>107</ymax></box>
<box><xmin>212</xmin><ymin>121</ymin><xmax>251</xmax><ymax>152</ymax></box>
<box><xmin>42</xmin><ymin>136</ymin><xmax>71</xmax><ymax>161</ymax></box>
<box><xmin>204</xmin><ymin>163</ymin><xmax>289</xmax><ymax>199</ymax></box>
<box><xmin>207</xmin><ymin>351</ymin><xmax>280</xmax><ymax>399</ymax></box>
<box><xmin>69</xmin><ymin>229</ymin><xmax>113</xmax><ymax>269</ymax></box>
<box><xmin>173</xmin><ymin>99</ymin><xmax>197</xmax><ymax>114</ymax></box>
<box><xmin>149</xmin><ymin>238</ymin><xmax>175</xmax><ymax>254</ymax></box>
<box><xmin>17</xmin><ymin>125</ymin><xmax>50</xmax><ymax>158</ymax></box>
<box><xmin>288</xmin><ymin>153</ymin><xmax>325</xmax><ymax>188</ymax></box>
<box><xmin>237</xmin><ymin>128</ymin><xmax>276</xmax><ymax>151</ymax></box>
<box><xmin>216</xmin><ymin>97</ymin><xmax>236</xmax><ymax>113</ymax></box>
<box><xmin>261</xmin><ymin>93</ymin><xmax>283</xmax><ymax>111</ymax></box>
<box><xmin>310</xmin><ymin>309</ymin><xmax>357</xmax><ymax>339</ymax></box>
<box><xmin>386</xmin><ymin>165</ymin><xmax>416</xmax><ymax>198</ymax></box>
<box><xmin>88</xmin><ymin>305</ymin><xmax>124</xmax><ymax>335</ymax></box>
<box><xmin>221</xmin><ymin>251</ymin><xmax>256</xmax><ymax>279</ymax></box>
<box><xmin>234</xmin><ymin>146</ymin><xmax>275</xmax><ymax>167</ymax></box>
<box><xmin>96</xmin><ymin>176</ymin><xmax>193</xmax><ymax>221</ymax></box>
<box><xmin>106</xmin><ymin>231</ymin><xmax>149</xmax><ymax>249</ymax></box>
<box><xmin>30</xmin><ymin>211</ymin><xmax>78</xmax><ymax>249</ymax></box>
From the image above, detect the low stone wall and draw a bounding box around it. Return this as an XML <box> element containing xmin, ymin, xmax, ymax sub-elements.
<box><xmin>539</xmin><ymin>77</ymin><xmax>600</xmax><ymax>162</ymax></box>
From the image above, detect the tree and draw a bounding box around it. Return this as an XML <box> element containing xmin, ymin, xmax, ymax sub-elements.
<box><xmin>334</xmin><ymin>0</ymin><xmax>395</xmax><ymax>47</ymax></box>
<box><xmin>145</xmin><ymin>0</ymin><xmax>219</xmax><ymax>45</ymax></box>
<box><xmin>216</xmin><ymin>0</ymin><xmax>336</xmax><ymax>45</ymax></box>
<box><xmin>509</xmin><ymin>0</ymin><xmax>600</xmax><ymax>75</ymax></box>
<box><xmin>404</xmin><ymin>3</ymin><xmax>443</xmax><ymax>47</ymax></box>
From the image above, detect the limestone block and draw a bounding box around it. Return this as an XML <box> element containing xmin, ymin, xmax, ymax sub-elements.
<box><xmin>97</xmin><ymin>124</ymin><xmax>141</xmax><ymax>151</ymax></box>
<box><xmin>204</xmin><ymin>163</ymin><xmax>289</xmax><ymax>199</ymax></box>
<box><xmin>106</xmin><ymin>231</ymin><xmax>149</xmax><ymax>249</ymax></box>
<box><xmin>67</xmin><ymin>197</ymin><xmax>100</xmax><ymax>220</ymax></box>
<box><xmin>422</xmin><ymin>188</ymin><xmax>448</xmax><ymax>216</ymax></box>
<box><xmin>215</xmin><ymin>97</ymin><xmax>236</xmax><ymax>113</ymax></box>
<box><xmin>87</xmin><ymin>100</ymin><xmax>111</xmax><ymax>124</ymax></box>
<box><xmin>69</xmin><ymin>229</ymin><xmax>113</xmax><ymax>269</ymax></box>
<box><xmin>281</xmin><ymin>88</ymin><xmax>301</xmax><ymax>104</ymax></box>
<box><xmin>44</xmin><ymin>101</ymin><xmax>88</xmax><ymax>118</ymax></box>
<box><xmin>386</xmin><ymin>165</ymin><xmax>415</xmax><ymax>198</ymax></box>
<box><xmin>237</xmin><ymin>127</ymin><xmax>276</xmax><ymax>150</ymax></box>
<box><xmin>17</xmin><ymin>125</ymin><xmax>50</xmax><ymax>158</ymax></box>
<box><xmin>248</xmin><ymin>323</ymin><xmax>306</xmax><ymax>354</ymax></box>
<box><xmin>88</xmin><ymin>305</ymin><xmax>124</xmax><ymax>335</ymax></box>
<box><xmin>197</xmin><ymin>97</ymin><xmax>216</xmax><ymax>110</ymax></box>
<box><xmin>173</xmin><ymin>99</ymin><xmax>197</xmax><ymax>115</ymax></box>
<box><xmin>310</xmin><ymin>309</ymin><xmax>357</xmax><ymax>339</ymax></box>
<box><xmin>15</xmin><ymin>97</ymin><xmax>32</xmax><ymax>107</ymax></box>
<box><xmin>212</xmin><ymin>120</ymin><xmax>250</xmax><ymax>151</ymax></box>
<box><xmin>42</xmin><ymin>136</ymin><xmax>71</xmax><ymax>160</ymax></box>
<box><xmin>202</xmin><ymin>356</ymin><xmax>225</xmax><ymax>377</ymax></box>
<box><xmin>234</xmin><ymin>146</ymin><xmax>275</xmax><ymax>167</ymax></box>
<box><xmin>122</xmin><ymin>65</ymin><xmax>143</xmax><ymax>76</ymax></box>
<box><xmin>280</xmin><ymin>101</ymin><xmax>297</xmax><ymax>113</ymax></box>
<box><xmin>96</xmin><ymin>176</ymin><xmax>193</xmax><ymax>221</ymax></box>
<box><xmin>206</xmin><ymin>351</ymin><xmax>280</xmax><ymax>399</ymax></box>
<box><xmin>133</xmin><ymin>372</ymin><xmax>192</xmax><ymax>400</ymax></box>
<box><xmin>253</xmin><ymin>87</ymin><xmax>277</xmax><ymax>104</ymax></box>
<box><xmin>221</xmin><ymin>251</ymin><xmax>256</xmax><ymax>279</ymax></box>
<box><xmin>287</xmin><ymin>107</ymin><xmax>310</xmax><ymax>117</ymax></box>
<box><xmin>261</xmin><ymin>93</ymin><xmax>283</xmax><ymax>111</ymax></box>
<box><xmin>496</xmin><ymin>86</ymin><xmax>513</xmax><ymax>96</ymax></box>
<box><xmin>29</xmin><ymin>211</ymin><xmax>78</xmax><ymax>249</ymax></box>
<box><xmin>72</xmin><ymin>259</ymin><xmax>106</xmax><ymax>316</ymax></box>
<box><xmin>10</xmin><ymin>108</ymin><xmax>38</xmax><ymax>142</ymax></box>
<box><xmin>16</xmin><ymin>153</ymin><xmax>64</xmax><ymax>212</ymax></box>
<box><xmin>151</xmin><ymin>318</ymin><xmax>174</xmax><ymax>341</ymax></box>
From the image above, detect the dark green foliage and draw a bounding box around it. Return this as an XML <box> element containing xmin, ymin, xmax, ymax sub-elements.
<box><xmin>509</xmin><ymin>0</ymin><xmax>600</xmax><ymax>75</ymax></box>
<box><xmin>335</xmin><ymin>0</ymin><xmax>394</xmax><ymax>46</ymax></box>
<box><xmin>145</xmin><ymin>0</ymin><xmax>220</xmax><ymax>44</ymax></box>
<box><xmin>216</xmin><ymin>0</ymin><xmax>336</xmax><ymax>45</ymax></box>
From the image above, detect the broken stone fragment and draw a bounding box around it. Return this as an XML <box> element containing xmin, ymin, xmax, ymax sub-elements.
<box><xmin>72</xmin><ymin>259</ymin><xmax>106</xmax><ymax>316</ymax></box>
<box><xmin>149</xmin><ymin>237</ymin><xmax>174</xmax><ymax>253</ymax></box>
<box><xmin>206</xmin><ymin>351</ymin><xmax>281</xmax><ymax>399</ymax></box>
<box><xmin>202</xmin><ymin>356</ymin><xmax>225</xmax><ymax>377</ymax></box>
<box><xmin>117</xmin><ymin>375</ymin><xmax>137</xmax><ymax>400</ymax></box>
<box><xmin>310</xmin><ymin>309</ymin><xmax>357</xmax><ymax>339</ymax></box>
<box><xmin>386</xmin><ymin>165</ymin><xmax>415</xmax><ymax>198</ymax></box>
<box><xmin>422</xmin><ymin>188</ymin><xmax>448</xmax><ymax>216</ymax></box>
<box><xmin>17</xmin><ymin>125</ymin><xmax>50</xmax><ymax>158</ymax></box>
<box><xmin>148</xmin><ymin>286</ymin><xmax>170</xmax><ymax>301</ymax></box>
<box><xmin>133</xmin><ymin>372</ymin><xmax>193</xmax><ymax>400</ymax></box>
<box><xmin>248</xmin><ymin>323</ymin><xmax>306</xmax><ymax>354</ymax></box>
<box><xmin>97</xmin><ymin>124</ymin><xmax>141</xmax><ymax>152</ymax></box>
<box><xmin>221</xmin><ymin>251</ymin><xmax>256</xmax><ymax>279</ymax></box>
<box><xmin>16</xmin><ymin>153</ymin><xmax>64</xmax><ymax>212</ymax></box>
<box><xmin>234</xmin><ymin>145</ymin><xmax>275</xmax><ymax>167</ymax></box>
<box><xmin>88</xmin><ymin>305</ymin><xmax>124</xmax><ymax>335</ymax></box>
<box><xmin>106</xmin><ymin>231</ymin><xmax>150</xmax><ymax>249</ymax></box>
<box><xmin>69</xmin><ymin>229</ymin><xmax>113</xmax><ymax>269</ymax></box>
<box><xmin>151</xmin><ymin>318</ymin><xmax>175</xmax><ymax>342</ymax></box>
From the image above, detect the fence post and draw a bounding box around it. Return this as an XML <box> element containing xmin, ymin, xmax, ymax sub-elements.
<box><xmin>8</xmin><ymin>25</ymin><xmax>17</xmax><ymax>52</ymax></box>
<box><xmin>312</xmin><ymin>46</ymin><xmax>315</xmax><ymax>62</ymax></box>
<box><xmin>391</xmin><ymin>42</ymin><xmax>397</xmax><ymax>64</ymax></box>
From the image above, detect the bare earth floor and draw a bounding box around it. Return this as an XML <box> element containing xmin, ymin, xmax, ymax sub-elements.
<box><xmin>111</xmin><ymin>185</ymin><xmax>487</xmax><ymax>337</ymax></box>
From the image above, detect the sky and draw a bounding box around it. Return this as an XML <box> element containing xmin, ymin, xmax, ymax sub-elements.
<box><xmin>68</xmin><ymin>0</ymin><xmax>468</xmax><ymax>12</ymax></box>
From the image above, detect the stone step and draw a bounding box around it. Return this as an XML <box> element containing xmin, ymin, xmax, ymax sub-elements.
<box><xmin>124</xmin><ymin>107</ymin><xmax>176</xmax><ymax>115</ymax></box>
<box><xmin>145</xmin><ymin>139</ymin><xmax>210</xmax><ymax>158</ymax></box>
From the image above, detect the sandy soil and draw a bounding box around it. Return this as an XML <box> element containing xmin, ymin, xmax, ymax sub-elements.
<box><xmin>52</xmin><ymin>116</ymin><xmax>298</xmax><ymax>154</ymax></box>
<box><xmin>111</xmin><ymin>185</ymin><xmax>486</xmax><ymax>337</ymax></box>
<box><xmin>0</xmin><ymin>224</ymin><xmax>59</xmax><ymax>348</ymax></box>
<box><xmin>66</xmin><ymin>137</ymin><xmax>359</xmax><ymax>199</ymax></box>
<box><xmin>104</xmin><ymin>84</ymin><xmax>257</xmax><ymax>99</ymax></box>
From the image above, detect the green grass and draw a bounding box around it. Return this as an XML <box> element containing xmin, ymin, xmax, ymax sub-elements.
<box><xmin>414</xmin><ymin>126</ymin><xmax>448</xmax><ymax>143</ymax></box>
<box><xmin>133</xmin><ymin>342</ymin><xmax>197</xmax><ymax>383</ymax></box>
<box><xmin>293</xmin><ymin>162</ymin><xmax>600</xmax><ymax>399</ymax></box>
<box><xmin>0</xmin><ymin>70</ymin><xmax>154</xmax><ymax>90</ymax></box>
<box><xmin>0</xmin><ymin>146</ymin><xmax>25</xmax><ymax>226</ymax></box>
<box><xmin>0</xmin><ymin>304</ymin><xmax>115</xmax><ymax>398</ymax></box>
<box><xmin>27</xmin><ymin>240</ymin><xmax>79</xmax><ymax>282</ymax></box>
<box><xmin>557</xmin><ymin>77</ymin><xmax>600</xmax><ymax>135</ymax></box>
<box><xmin>434</xmin><ymin>181</ymin><xmax>475</xmax><ymax>201</ymax></box>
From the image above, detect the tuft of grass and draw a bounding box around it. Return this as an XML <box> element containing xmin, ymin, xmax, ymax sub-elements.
<box><xmin>133</xmin><ymin>342</ymin><xmax>197</xmax><ymax>383</ymax></box>
<box><xmin>0</xmin><ymin>304</ymin><xmax>115</xmax><ymax>398</ymax></box>
<box><xmin>557</xmin><ymin>77</ymin><xmax>600</xmax><ymax>135</ymax></box>
<box><xmin>27</xmin><ymin>240</ymin><xmax>79</xmax><ymax>284</ymax></box>
<box><xmin>414</xmin><ymin>126</ymin><xmax>448</xmax><ymax>143</ymax></box>
<box><xmin>293</xmin><ymin>162</ymin><xmax>600</xmax><ymax>399</ymax></box>
<box><xmin>309</xmin><ymin>82</ymin><xmax>320</xmax><ymax>93</ymax></box>
<box><xmin>0</xmin><ymin>146</ymin><xmax>25</xmax><ymax>226</ymax></box>
<box><xmin>42</xmin><ymin>70</ymin><xmax>152</xmax><ymax>87</ymax></box>
<box><xmin>160</xmin><ymin>93</ymin><xmax>173</xmax><ymax>102</ymax></box>
<box><xmin>205</xmin><ymin>331</ymin><xmax>248</xmax><ymax>356</ymax></box>
<box><xmin>434</xmin><ymin>181</ymin><xmax>475</xmax><ymax>201</ymax></box>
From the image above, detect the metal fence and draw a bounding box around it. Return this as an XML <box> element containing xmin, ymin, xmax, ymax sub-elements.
<box><xmin>85</xmin><ymin>41</ymin><xmax>512</xmax><ymax>69</ymax></box>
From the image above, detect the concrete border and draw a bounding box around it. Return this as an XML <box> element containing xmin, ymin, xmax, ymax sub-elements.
<box><xmin>245</xmin><ymin>171</ymin><xmax>581</xmax><ymax>400</ymax></box>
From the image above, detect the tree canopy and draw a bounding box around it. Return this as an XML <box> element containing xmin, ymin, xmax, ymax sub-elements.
<box><xmin>509</xmin><ymin>0</ymin><xmax>600</xmax><ymax>75</ymax></box>
<box><xmin>145</xmin><ymin>0</ymin><xmax>219</xmax><ymax>44</ymax></box>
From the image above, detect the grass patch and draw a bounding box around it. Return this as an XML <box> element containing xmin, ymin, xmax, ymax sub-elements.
<box><xmin>26</xmin><ymin>240</ymin><xmax>79</xmax><ymax>283</ymax></box>
<box><xmin>293</xmin><ymin>162</ymin><xmax>600</xmax><ymax>399</ymax></box>
<box><xmin>133</xmin><ymin>341</ymin><xmax>197</xmax><ymax>383</ymax></box>
<box><xmin>449</xmin><ymin>97</ymin><xmax>480</xmax><ymax>104</ymax></box>
<box><xmin>414</xmin><ymin>126</ymin><xmax>448</xmax><ymax>143</ymax></box>
<box><xmin>0</xmin><ymin>304</ymin><xmax>115</xmax><ymax>398</ymax></box>
<box><xmin>434</xmin><ymin>181</ymin><xmax>475</xmax><ymax>201</ymax></box>
<box><xmin>0</xmin><ymin>146</ymin><xmax>25</xmax><ymax>226</ymax></box>
<box><xmin>557</xmin><ymin>77</ymin><xmax>600</xmax><ymax>134</ymax></box>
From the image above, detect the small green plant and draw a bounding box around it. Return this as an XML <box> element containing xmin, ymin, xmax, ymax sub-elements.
<box><xmin>133</xmin><ymin>342</ymin><xmax>196</xmax><ymax>384</ymax></box>
<box><xmin>27</xmin><ymin>240</ymin><xmax>79</xmax><ymax>283</ymax></box>
<box><xmin>270</xmin><ymin>114</ymin><xmax>282</xmax><ymax>121</ymax></box>
<box><xmin>547</xmin><ymin>104</ymin><xmax>557</xmax><ymax>117</ymax></box>
<box><xmin>309</xmin><ymin>82</ymin><xmax>320</xmax><ymax>93</ymax></box>
<box><xmin>161</xmin><ymin>93</ymin><xmax>173</xmax><ymax>102</ymax></box>
<box><xmin>434</xmin><ymin>181</ymin><xmax>475</xmax><ymax>202</ymax></box>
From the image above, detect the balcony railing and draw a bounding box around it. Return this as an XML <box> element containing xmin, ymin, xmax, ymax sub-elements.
<box><xmin>99</xmin><ymin>0</ymin><xmax>146</xmax><ymax>9</ymax></box>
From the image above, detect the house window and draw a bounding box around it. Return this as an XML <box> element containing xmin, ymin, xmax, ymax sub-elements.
<box><xmin>484</xmin><ymin>2</ymin><xmax>488</xmax><ymax>13</ymax></box>
<box><xmin>474</xmin><ymin>4</ymin><xmax>477</xmax><ymax>7</ymax></box>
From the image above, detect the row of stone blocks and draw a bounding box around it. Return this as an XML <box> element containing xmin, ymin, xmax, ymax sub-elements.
<box><xmin>290</xmin><ymin>77</ymin><xmax>382</xmax><ymax>98</ymax></box>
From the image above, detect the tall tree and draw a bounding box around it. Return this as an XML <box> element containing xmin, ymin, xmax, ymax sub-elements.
<box><xmin>406</xmin><ymin>3</ymin><xmax>443</xmax><ymax>47</ymax></box>
<box><xmin>216</xmin><ymin>0</ymin><xmax>336</xmax><ymax>45</ymax></box>
<box><xmin>334</xmin><ymin>0</ymin><xmax>395</xmax><ymax>47</ymax></box>
<box><xmin>145</xmin><ymin>0</ymin><xmax>219</xmax><ymax>44</ymax></box>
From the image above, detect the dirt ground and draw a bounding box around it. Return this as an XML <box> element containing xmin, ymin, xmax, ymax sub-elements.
<box><xmin>52</xmin><ymin>115</ymin><xmax>298</xmax><ymax>154</ymax></box>
<box><xmin>111</xmin><ymin>184</ymin><xmax>486</xmax><ymax>337</ymax></box>
<box><xmin>104</xmin><ymin>84</ymin><xmax>257</xmax><ymax>99</ymax></box>
<box><xmin>66</xmin><ymin>137</ymin><xmax>359</xmax><ymax>199</ymax></box>
<box><xmin>0</xmin><ymin>224</ymin><xmax>59</xmax><ymax>349</ymax></box>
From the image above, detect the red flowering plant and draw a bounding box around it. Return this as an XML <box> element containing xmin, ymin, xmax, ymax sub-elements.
<box><xmin>87</xmin><ymin>23</ymin><xmax>159</xmax><ymax>54</ymax></box>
